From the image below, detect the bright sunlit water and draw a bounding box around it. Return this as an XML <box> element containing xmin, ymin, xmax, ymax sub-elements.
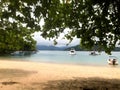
<box><xmin>0</xmin><ymin>51</ymin><xmax>120</xmax><ymax>66</ymax></box>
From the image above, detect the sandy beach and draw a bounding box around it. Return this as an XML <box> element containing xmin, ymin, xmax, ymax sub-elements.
<box><xmin>0</xmin><ymin>59</ymin><xmax>120</xmax><ymax>90</ymax></box>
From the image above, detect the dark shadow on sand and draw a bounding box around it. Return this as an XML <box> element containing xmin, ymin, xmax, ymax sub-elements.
<box><xmin>1</xmin><ymin>81</ymin><xmax>19</xmax><ymax>85</ymax></box>
<box><xmin>0</xmin><ymin>69</ymin><xmax>37</xmax><ymax>79</ymax></box>
<box><xmin>42</xmin><ymin>77</ymin><xmax>120</xmax><ymax>90</ymax></box>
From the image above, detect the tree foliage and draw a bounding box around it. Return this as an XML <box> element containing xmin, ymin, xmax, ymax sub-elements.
<box><xmin>0</xmin><ymin>0</ymin><xmax>120</xmax><ymax>54</ymax></box>
<box><xmin>0</xmin><ymin>0</ymin><xmax>37</xmax><ymax>54</ymax></box>
<box><xmin>41</xmin><ymin>0</ymin><xmax>120</xmax><ymax>54</ymax></box>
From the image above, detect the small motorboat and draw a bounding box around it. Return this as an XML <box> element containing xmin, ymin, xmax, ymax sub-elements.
<box><xmin>89</xmin><ymin>51</ymin><xmax>98</xmax><ymax>56</ymax></box>
<box><xmin>107</xmin><ymin>56</ymin><xmax>118</xmax><ymax>65</ymax></box>
<box><xmin>11</xmin><ymin>51</ymin><xmax>24</xmax><ymax>56</ymax></box>
<box><xmin>69</xmin><ymin>48</ymin><xmax>76</xmax><ymax>55</ymax></box>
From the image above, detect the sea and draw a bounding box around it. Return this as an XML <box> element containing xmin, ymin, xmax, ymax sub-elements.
<box><xmin>0</xmin><ymin>51</ymin><xmax>120</xmax><ymax>67</ymax></box>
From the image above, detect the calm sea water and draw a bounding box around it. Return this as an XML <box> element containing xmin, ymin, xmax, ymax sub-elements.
<box><xmin>0</xmin><ymin>51</ymin><xmax>120</xmax><ymax>66</ymax></box>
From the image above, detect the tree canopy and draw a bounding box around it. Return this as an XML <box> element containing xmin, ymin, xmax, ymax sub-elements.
<box><xmin>0</xmin><ymin>0</ymin><xmax>120</xmax><ymax>54</ymax></box>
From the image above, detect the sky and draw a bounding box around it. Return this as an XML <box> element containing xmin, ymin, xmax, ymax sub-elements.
<box><xmin>33</xmin><ymin>19</ymin><xmax>80</xmax><ymax>47</ymax></box>
<box><xmin>33</xmin><ymin>32</ymin><xmax>80</xmax><ymax>47</ymax></box>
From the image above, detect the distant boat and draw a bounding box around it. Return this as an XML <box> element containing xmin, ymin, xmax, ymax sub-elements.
<box><xmin>89</xmin><ymin>51</ymin><xmax>98</xmax><ymax>56</ymax></box>
<box><xmin>69</xmin><ymin>48</ymin><xmax>76</xmax><ymax>55</ymax></box>
<box><xmin>11</xmin><ymin>51</ymin><xmax>24</xmax><ymax>56</ymax></box>
<box><xmin>11</xmin><ymin>51</ymin><xmax>36</xmax><ymax>56</ymax></box>
<box><xmin>107</xmin><ymin>56</ymin><xmax>118</xmax><ymax>65</ymax></box>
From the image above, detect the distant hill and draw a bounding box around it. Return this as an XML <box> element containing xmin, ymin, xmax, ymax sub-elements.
<box><xmin>36</xmin><ymin>44</ymin><xmax>120</xmax><ymax>51</ymax></box>
<box><xmin>65</xmin><ymin>45</ymin><xmax>120</xmax><ymax>51</ymax></box>
<box><xmin>114</xmin><ymin>47</ymin><xmax>120</xmax><ymax>51</ymax></box>
<box><xmin>65</xmin><ymin>45</ymin><xmax>84</xmax><ymax>51</ymax></box>
<box><xmin>36</xmin><ymin>45</ymin><xmax>68</xmax><ymax>50</ymax></box>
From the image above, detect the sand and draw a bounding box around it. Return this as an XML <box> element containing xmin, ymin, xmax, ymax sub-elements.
<box><xmin>0</xmin><ymin>59</ymin><xmax>120</xmax><ymax>90</ymax></box>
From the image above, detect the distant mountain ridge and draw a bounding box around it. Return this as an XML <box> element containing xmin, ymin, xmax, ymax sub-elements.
<box><xmin>37</xmin><ymin>45</ymin><xmax>120</xmax><ymax>51</ymax></box>
<box><xmin>65</xmin><ymin>45</ymin><xmax>120</xmax><ymax>51</ymax></box>
<box><xmin>65</xmin><ymin>45</ymin><xmax>84</xmax><ymax>51</ymax></box>
<box><xmin>36</xmin><ymin>45</ymin><xmax>67</xmax><ymax>50</ymax></box>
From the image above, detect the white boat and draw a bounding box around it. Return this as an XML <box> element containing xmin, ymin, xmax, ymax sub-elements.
<box><xmin>11</xmin><ymin>51</ymin><xmax>24</xmax><ymax>56</ymax></box>
<box><xmin>89</xmin><ymin>51</ymin><xmax>98</xmax><ymax>56</ymax></box>
<box><xmin>69</xmin><ymin>48</ymin><xmax>76</xmax><ymax>55</ymax></box>
<box><xmin>107</xmin><ymin>56</ymin><xmax>118</xmax><ymax>65</ymax></box>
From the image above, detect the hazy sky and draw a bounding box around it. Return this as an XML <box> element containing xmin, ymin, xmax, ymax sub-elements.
<box><xmin>33</xmin><ymin>19</ymin><xmax>80</xmax><ymax>47</ymax></box>
<box><xmin>33</xmin><ymin>32</ymin><xmax>80</xmax><ymax>47</ymax></box>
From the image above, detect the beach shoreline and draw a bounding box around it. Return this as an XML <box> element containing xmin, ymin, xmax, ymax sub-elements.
<box><xmin>0</xmin><ymin>59</ymin><xmax>120</xmax><ymax>90</ymax></box>
<box><xmin>1</xmin><ymin>57</ymin><xmax>119</xmax><ymax>68</ymax></box>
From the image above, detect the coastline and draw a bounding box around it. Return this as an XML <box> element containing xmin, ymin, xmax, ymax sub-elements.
<box><xmin>0</xmin><ymin>59</ymin><xmax>120</xmax><ymax>90</ymax></box>
<box><xmin>1</xmin><ymin>50</ymin><xmax>120</xmax><ymax>67</ymax></box>
<box><xmin>0</xmin><ymin>57</ymin><xmax>119</xmax><ymax>68</ymax></box>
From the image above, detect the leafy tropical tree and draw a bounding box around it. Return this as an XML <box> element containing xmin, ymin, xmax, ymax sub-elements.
<box><xmin>41</xmin><ymin>0</ymin><xmax>120</xmax><ymax>54</ymax></box>
<box><xmin>0</xmin><ymin>24</ymin><xmax>36</xmax><ymax>54</ymax></box>
<box><xmin>0</xmin><ymin>0</ymin><xmax>120</xmax><ymax>54</ymax></box>
<box><xmin>0</xmin><ymin>0</ymin><xmax>37</xmax><ymax>54</ymax></box>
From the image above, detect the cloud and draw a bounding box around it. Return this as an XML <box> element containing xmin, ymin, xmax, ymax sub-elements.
<box><xmin>33</xmin><ymin>32</ymin><xmax>80</xmax><ymax>46</ymax></box>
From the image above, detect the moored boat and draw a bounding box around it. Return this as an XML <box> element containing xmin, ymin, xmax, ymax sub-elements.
<box><xmin>69</xmin><ymin>48</ymin><xmax>76</xmax><ymax>55</ymax></box>
<box><xmin>89</xmin><ymin>51</ymin><xmax>98</xmax><ymax>56</ymax></box>
<box><xmin>107</xmin><ymin>56</ymin><xmax>118</xmax><ymax>65</ymax></box>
